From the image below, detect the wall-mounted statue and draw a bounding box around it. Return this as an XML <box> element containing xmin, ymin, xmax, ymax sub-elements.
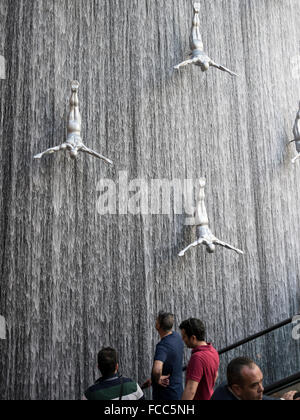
<box><xmin>291</xmin><ymin>102</ymin><xmax>300</xmax><ymax>164</ymax></box>
<box><xmin>34</xmin><ymin>81</ymin><xmax>113</xmax><ymax>165</ymax></box>
<box><xmin>179</xmin><ymin>179</ymin><xmax>244</xmax><ymax>257</ymax></box>
<box><xmin>174</xmin><ymin>3</ymin><xmax>238</xmax><ymax>77</ymax></box>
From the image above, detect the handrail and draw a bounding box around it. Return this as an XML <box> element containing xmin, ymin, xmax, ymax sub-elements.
<box><xmin>264</xmin><ymin>372</ymin><xmax>300</xmax><ymax>395</ymax></box>
<box><xmin>218</xmin><ymin>317</ymin><xmax>294</xmax><ymax>355</ymax></box>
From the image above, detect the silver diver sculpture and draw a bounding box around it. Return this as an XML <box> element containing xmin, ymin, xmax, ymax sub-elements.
<box><xmin>34</xmin><ymin>81</ymin><xmax>113</xmax><ymax>165</ymax></box>
<box><xmin>179</xmin><ymin>179</ymin><xmax>244</xmax><ymax>257</ymax></box>
<box><xmin>291</xmin><ymin>102</ymin><xmax>300</xmax><ymax>164</ymax></box>
<box><xmin>174</xmin><ymin>3</ymin><xmax>238</xmax><ymax>77</ymax></box>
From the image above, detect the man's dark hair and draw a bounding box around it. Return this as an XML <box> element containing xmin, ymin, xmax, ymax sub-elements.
<box><xmin>227</xmin><ymin>357</ymin><xmax>256</xmax><ymax>387</ymax></box>
<box><xmin>157</xmin><ymin>311</ymin><xmax>174</xmax><ymax>332</ymax></box>
<box><xmin>179</xmin><ymin>318</ymin><xmax>206</xmax><ymax>341</ymax></box>
<box><xmin>98</xmin><ymin>348</ymin><xmax>118</xmax><ymax>378</ymax></box>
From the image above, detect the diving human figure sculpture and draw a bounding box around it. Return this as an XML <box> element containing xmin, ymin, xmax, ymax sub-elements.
<box><xmin>34</xmin><ymin>81</ymin><xmax>113</xmax><ymax>165</ymax></box>
<box><xmin>291</xmin><ymin>102</ymin><xmax>300</xmax><ymax>164</ymax></box>
<box><xmin>179</xmin><ymin>179</ymin><xmax>244</xmax><ymax>257</ymax></box>
<box><xmin>174</xmin><ymin>3</ymin><xmax>238</xmax><ymax>77</ymax></box>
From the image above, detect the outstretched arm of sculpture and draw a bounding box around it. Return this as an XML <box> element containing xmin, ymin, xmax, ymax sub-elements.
<box><xmin>34</xmin><ymin>143</ymin><xmax>70</xmax><ymax>159</ymax></box>
<box><xmin>178</xmin><ymin>238</ymin><xmax>205</xmax><ymax>257</ymax></box>
<box><xmin>174</xmin><ymin>57</ymin><xmax>201</xmax><ymax>70</ymax></box>
<box><xmin>80</xmin><ymin>145</ymin><xmax>113</xmax><ymax>166</ymax></box>
<box><xmin>214</xmin><ymin>238</ymin><xmax>244</xmax><ymax>255</ymax></box>
<box><xmin>210</xmin><ymin>60</ymin><xmax>238</xmax><ymax>77</ymax></box>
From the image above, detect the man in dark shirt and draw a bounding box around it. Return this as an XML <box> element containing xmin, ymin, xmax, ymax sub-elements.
<box><xmin>144</xmin><ymin>312</ymin><xmax>184</xmax><ymax>400</ymax></box>
<box><xmin>180</xmin><ymin>318</ymin><xmax>219</xmax><ymax>400</ymax></box>
<box><xmin>84</xmin><ymin>348</ymin><xmax>144</xmax><ymax>400</ymax></box>
<box><xmin>211</xmin><ymin>357</ymin><xmax>298</xmax><ymax>401</ymax></box>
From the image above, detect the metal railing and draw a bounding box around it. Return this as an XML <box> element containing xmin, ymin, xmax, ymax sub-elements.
<box><xmin>218</xmin><ymin>317</ymin><xmax>294</xmax><ymax>355</ymax></box>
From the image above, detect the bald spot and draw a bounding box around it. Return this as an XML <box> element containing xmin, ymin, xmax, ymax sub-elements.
<box><xmin>240</xmin><ymin>364</ymin><xmax>263</xmax><ymax>386</ymax></box>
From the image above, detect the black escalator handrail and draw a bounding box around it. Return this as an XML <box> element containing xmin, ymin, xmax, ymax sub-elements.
<box><xmin>264</xmin><ymin>372</ymin><xmax>300</xmax><ymax>395</ymax></box>
<box><xmin>218</xmin><ymin>317</ymin><xmax>294</xmax><ymax>355</ymax></box>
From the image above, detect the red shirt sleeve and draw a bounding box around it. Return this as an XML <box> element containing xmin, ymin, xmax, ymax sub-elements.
<box><xmin>186</xmin><ymin>354</ymin><xmax>204</xmax><ymax>383</ymax></box>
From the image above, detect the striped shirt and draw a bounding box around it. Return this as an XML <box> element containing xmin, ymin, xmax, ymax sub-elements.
<box><xmin>84</xmin><ymin>375</ymin><xmax>144</xmax><ymax>401</ymax></box>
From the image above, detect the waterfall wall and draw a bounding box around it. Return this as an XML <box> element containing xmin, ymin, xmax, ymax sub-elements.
<box><xmin>0</xmin><ymin>0</ymin><xmax>300</xmax><ymax>400</ymax></box>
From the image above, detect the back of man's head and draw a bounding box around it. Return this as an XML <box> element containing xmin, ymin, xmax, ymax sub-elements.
<box><xmin>157</xmin><ymin>311</ymin><xmax>174</xmax><ymax>332</ymax></box>
<box><xmin>179</xmin><ymin>318</ymin><xmax>206</xmax><ymax>341</ymax></box>
<box><xmin>227</xmin><ymin>357</ymin><xmax>256</xmax><ymax>387</ymax></box>
<box><xmin>98</xmin><ymin>348</ymin><xmax>118</xmax><ymax>378</ymax></box>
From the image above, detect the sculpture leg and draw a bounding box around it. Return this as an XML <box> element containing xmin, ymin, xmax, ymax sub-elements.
<box><xmin>194</xmin><ymin>179</ymin><xmax>209</xmax><ymax>226</ymax></box>
<box><xmin>68</xmin><ymin>81</ymin><xmax>82</xmax><ymax>134</ymax></box>
<box><xmin>191</xmin><ymin>3</ymin><xmax>204</xmax><ymax>51</ymax></box>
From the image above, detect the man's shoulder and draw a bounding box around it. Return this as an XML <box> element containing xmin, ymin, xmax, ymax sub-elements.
<box><xmin>85</xmin><ymin>376</ymin><xmax>121</xmax><ymax>395</ymax></box>
<box><xmin>169</xmin><ymin>331</ymin><xmax>184</xmax><ymax>345</ymax></box>
<box><xmin>168</xmin><ymin>331</ymin><xmax>184</xmax><ymax>346</ymax></box>
<box><xmin>157</xmin><ymin>332</ymin><xmax>183</xmax><ymax>348</ymax></box>
<box><xmin>85</xmin><ymin>377</ymin><xmax>143</xmax><ymax>401</ymax></box>
<box><xmin>121</xmin><ymin>379</ymin><xmax>144</xmax><ymax>401</ymax></box>
<box><xmin>191</xmin><ymin>345</ymin><xmax>219</xmax><ymax>360</ymax></box>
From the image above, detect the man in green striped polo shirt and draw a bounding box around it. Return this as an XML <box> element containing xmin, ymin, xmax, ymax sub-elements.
<box><xmin>84</xmin><ymin>348</ymin><xmax>144</xmax><ymax>401</ymax></box>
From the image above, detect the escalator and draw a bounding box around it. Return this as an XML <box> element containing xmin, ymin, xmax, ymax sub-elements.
<box><xmin>264</xmin><ymin>372</ymin><xmax>300</xmax><ymax>399</ymax></box>
<box><xmin>181</xmin><ymin>315</ymin><xmax>300</xmax><ymax>399</ymax></box>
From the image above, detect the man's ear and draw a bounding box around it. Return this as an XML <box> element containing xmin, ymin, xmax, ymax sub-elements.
<box><xmin>191</xmin><ymin>335</ymin><xmax>197</xmax><ymax>345</ymax></box>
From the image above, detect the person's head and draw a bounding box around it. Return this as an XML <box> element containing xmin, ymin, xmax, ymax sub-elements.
<box><xmin>97</xmin><ymin>348</ymin><xmax>119</xmax><ymax>378</ymax></box>
<box><xmin>227</xmin><ymin>357</ymin><xmax>264</xmax><ymax>401</ymax></box>
<box><xmin>201</xmin><ymin>60</ymin><xmax>210</xmax><ymax>72</ymax></box>
<box><xmin>156</xmin><ymin>312</ymin><xmax>174</xmax><ymax>334</ymax></box>
<box><xmin>179</xmin><ymin>318</ymin><xmax>206</xmax><ymax>348</ymax></box>
<box><xmin>206</xmin><ymin>243</ymin><xmax>216</xmax><ymax>253</ymax></box>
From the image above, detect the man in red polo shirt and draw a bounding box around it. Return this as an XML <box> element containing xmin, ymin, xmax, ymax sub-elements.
<box><xmin>180</xmin><ymin>318</ymin><xmax>219</xmax><ymax>400</ymax></box>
